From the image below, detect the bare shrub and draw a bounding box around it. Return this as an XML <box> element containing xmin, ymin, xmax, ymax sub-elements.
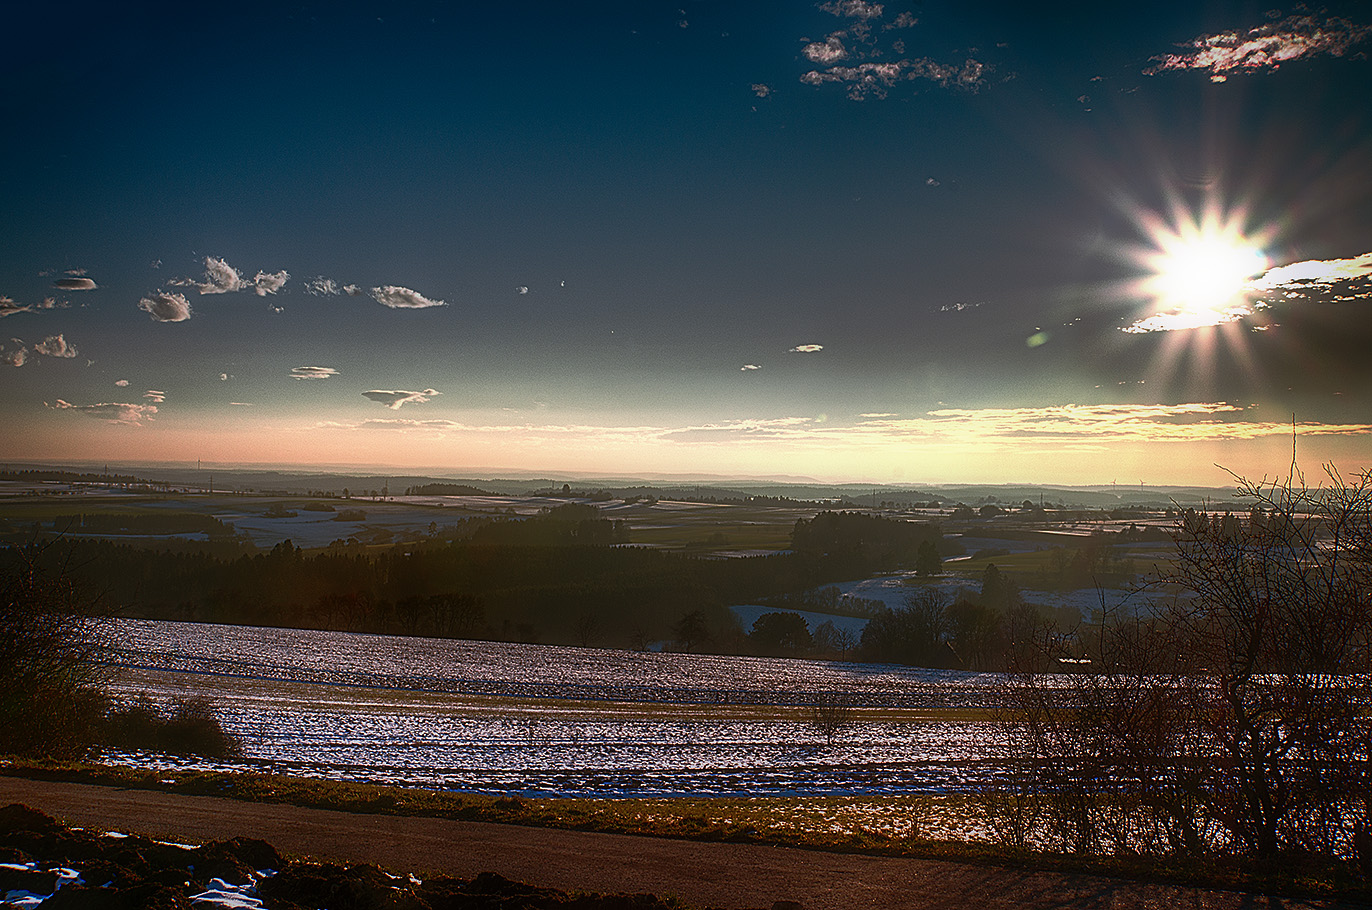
<box><xmin>809</xmin><ymin>691</ymin><xmax>854</xmax><ymax>746</ymax></box>
<box><xmin>0</xmin><ymin>546</ymin><xmax>108</xmax><ymax>758</ymax></box>
<box><xmin>103</xmin><ymin>696</ymin><xmax>242</xmax><ymax>758</ymax></box>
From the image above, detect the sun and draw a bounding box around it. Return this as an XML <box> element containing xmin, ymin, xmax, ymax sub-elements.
<box><xmin>1128</xmin><ymin>208</ymin><xmax>1271</xmax><ymax>332</ymax></box>
<box><xmin>1151</xmin><ymin>232</ymin><xmax>1267</xmax><ymax>311</ymax></box>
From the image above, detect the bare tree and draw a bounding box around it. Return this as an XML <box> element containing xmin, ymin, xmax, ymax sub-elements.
<box><xmin>987</xmin><ymin>466</ymin><xmax>1372</xmax><ymax>868</ymax></box>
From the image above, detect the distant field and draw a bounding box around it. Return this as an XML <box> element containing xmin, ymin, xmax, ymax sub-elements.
<box><xmin>0</xmin><ymin>482</ymin><xmax>817</xmax><ymax>554</ymax></box>
<box><xmin>1</xmin><ymin>481</ymin><xmax>1177</xmax><ymax>579</ymax></box>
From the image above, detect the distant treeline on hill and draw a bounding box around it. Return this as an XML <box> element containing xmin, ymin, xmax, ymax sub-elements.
<box><xmin>14</xmin><ymin>511</ymin><xmax>957</xmax><ymax>657</ymax></box>
<box><xmin>52</xmin><ymin>513</ymin><xmax>236</xmax><ymax>536</ymax></box>
<box><xmin>0</xmin><ymin>469</ymin><xmax>158</xmax><ymax>486</ymax></box>
<box><xmin>404</xmin><ymin>483</ymin><xmax>497</xmax><ymax>496</ymax></box>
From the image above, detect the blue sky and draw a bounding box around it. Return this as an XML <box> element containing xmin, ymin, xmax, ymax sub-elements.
<box><xmin>3</xmin><ymin>1</ymin><xmax>1371</xmax><ymax>484</ymax></box>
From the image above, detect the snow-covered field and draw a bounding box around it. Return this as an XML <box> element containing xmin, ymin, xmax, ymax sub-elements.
<box><xmin>101</xmin><ymin>618</ymin><xmax>1006</xmax><ymax>798</ymax></box>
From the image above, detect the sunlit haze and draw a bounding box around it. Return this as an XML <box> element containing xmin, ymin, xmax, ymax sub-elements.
<box><xmin>3</xmin><ymin>3</ymin><xmax>1370</xmax><ymax>486</ymax></box>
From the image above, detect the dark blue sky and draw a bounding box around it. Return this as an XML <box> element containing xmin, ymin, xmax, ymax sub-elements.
<box><xmin>3</xmin><ymin>1</ymin><xmax>1370</xmax><ymax>483</ymax></box>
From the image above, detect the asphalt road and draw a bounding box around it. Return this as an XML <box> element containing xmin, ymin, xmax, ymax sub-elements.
<box><xmin>0</xmin><ymin>776</ymin><xmax>1358</xmax><ymax>910</ymax></box>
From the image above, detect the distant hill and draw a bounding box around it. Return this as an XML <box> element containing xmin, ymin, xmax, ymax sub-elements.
<box><xmin>0</xmin><ymin>461</ymin><xmax>1235</xmax><ymax>508</ymax></box>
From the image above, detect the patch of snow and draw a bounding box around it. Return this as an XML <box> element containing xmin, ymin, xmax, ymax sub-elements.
<box><xmin>190</xmin><ymin>877</ymin><xmax>264</xmax><ymax>908</ymax></box>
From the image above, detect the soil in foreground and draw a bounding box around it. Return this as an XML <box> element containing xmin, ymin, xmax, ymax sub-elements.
<box><xmin>0</xmin><ymin>803</ymin><xmax>795</xmax><ymax>910</ymax></box>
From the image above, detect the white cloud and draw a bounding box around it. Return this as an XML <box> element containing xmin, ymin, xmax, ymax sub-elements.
<box><xmin>115</xmin><ymin>379</ymin><xmax>130</xmax><ymax>387</ymax></box>
<box><xmin>370</xmin><ymin>285</ymin><xmax>446</xmax><ymax>309</ymax></box>
<box><xmin>516</xmin><ymin>286</ymin><xmax>529</xmax><ymax>295</ymax></box>
<box><xmin>1</xmin><ymin>347</ymin><xmax>26</xmax><ymax>367</ymax></box>
<box><xmin>926</xmin><ymin>176</ymin><xmax>940</xmax><ymax>186</ymax></box>
<box><xmin>804</xmin><ymin>35</ymin><xmax>848</xmax><ymax>64</ymax></box>
<box><xmin>33</xmin><ymin>334</ymin><xmax>77</xmax><ymax>358</ymax></box>
<box><xmin>788</xmin><ymin>344</ymin><xmax>824</xmax><ymax>353</ymax></box>
<box><xmin>50</xmin><ymin>399</ymin><xmax>157</xmax><ymax>425</ymax></box>
<box><xmin>230</xmin><ymin>402</ymin><xmax>253</xmax><ymax>406</ymax></box>
<box><xmin>138</xmin><ymin>291</ymin><xmax>193</xmax><ymax>322</ymax></box>
<box><xmin>170</xmin><ymin>257</ymin><xmax>288</xmax><ymax>296</ymax></box>
<box><xmin>37</xmin><ymin>297</ymin><xmax>66</xmax><ymax>310</ymax></box>
<box><xmin>751</xmin><ymin>83</ymin><xmax>772</xmax><ymax>97</ymax></box>
<box><xmin>305</xmin><ymin>276</ymin><xmax>342</xmax><ymax>296</ymax></box>
<box><xmin>290</xmin><ymin>366</ymin><xmax>340</xmax><ymax>380</ymax></box>
<box><xmin>740</xmin><ymin>364</ymin><xmax>762</xmax><ymax>371</ymax></box>
<box><xmin>143</xmin><ymin>390</ymin><xmax>166</xmax><ymax>403</ymax></box>
<box><xmin>1252</xmin><ymin>251</ymin><xmax>1372</xmax><ymax>291</ymax></box>
<box><xmin>252</xmin><ymin>270</ymin><xmax>290</xmax><ymax>296</ymax></box>
<box><xmin>219</xmin><ymin>372</ymin><xmax>230</xmax><ymax>381</ymax></box>
<box><xmin>939</xmin><ymin>301</ymin><xmax>981</xmax><ymax>312</ymax></box>
<box><xmin>885</xmin><ymin>11</ymin><xmax>916</xmax><ymax>29</ymax></box>
<box><xmin>172</xmin><ymin>256</ymin><xmax>245</xmax><ymax>294</ymax></box>
<box><xmin>53</xmin><ymin>277</ymin><xmax>97</xmax><ymax>291</ymax></box>
<box><xmin>1145</xmin><ymin>14</ymin><xmax>1371</xmax><ymax>82</ymax></box>
<box><xmin>361</xmin><ymin>388</ymin><xmax>441</xmax><ymax>410</ymax></box>
<box><xmin>343</xmin><ymin>284</ymin><xmax>364</xmax><ymax>296</ymax></box>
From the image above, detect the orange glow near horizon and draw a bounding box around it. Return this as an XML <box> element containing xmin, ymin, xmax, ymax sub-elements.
<box><xmin>10</xmin><ymin>405</ymin><xmax>1371</xmax><ymax>488</ymax></box>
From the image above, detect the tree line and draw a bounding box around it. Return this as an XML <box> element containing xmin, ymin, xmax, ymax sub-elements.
<box><xmin>6</xmin><ymin>510</ymin><xmax>948</xmax><ymax>654</ymax></box>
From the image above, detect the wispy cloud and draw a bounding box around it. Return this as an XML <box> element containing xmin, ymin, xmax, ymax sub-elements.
<box><xmin>361</xmin><ymin>388</ymin><xmax>441</xmax><ymax>410</ymax></box>
<box><xmin>115</xmin><ymin>379</ymin><xmax>130</xmax><ymax>387</ymax></box>
<box><xmin>370</xmin><ymin>286</ymin><xmax>446</xmax><ymax>309</ymax></box>
<box><xmin>751</xmin><ymin>83</ymin><xmax>772</xmax><ymax>98</ymax></box>
<box><xmin>1145</xmin><ymin>14</ymin><xmax>1372</xmax><ymax>82</ymax></box>
<box><xmin>290</xmin><ymin>366</ymin><xmax>340</xmax><ymax>380</ymax></box>
<box><xmin>789</xmin><ymin>343</ymin><xmax>824</xmax><ymax>353</ymax></box>
<box><xmin>1</xmin><ymin>346</ymin><xmax>26</xmax><ymax>367</ymax></box>
<box><xmin>666</xmin><ymin>404</ymin><xmax>1372</xmax><ymax>446</ymax></box>
<box><xmin>0</xmin><ymin>297</ymin><xmax>32</xmax><ymax>318</ymax></box>
<box><xmin>305</xmin><ymin>276</ymin><xmax>342</xmax><ymax>296</ymax></box>
<box><xmin>52</xmin><ymin>277</ymin><xmax>97</xmax><ymax>291</ymax></box>
<box><xmin>798</xmin><ymin>4</ymin><xmax>987</xmax><ymax>100</ymax></box>
<box><xmin>343</xmin><ymin>284</ymin><xmax>364</xmax><ymax>297</ymax></box>
<box><xmin>50</xmin><ymin>399</ymin><xmax>157</xmax><ymax>425</ymax></box>
<box><xmin>801</xmin><ymin>58</ymin><xmax>987</xmax><ymax>100</ymax></box>
<box><xmin>138</xmin><ymin>292</ymin><xmax>193</xmax><ymax>322</ymax></box>
<box><xmin>251</xmin><ymin>270</ymin><xmax>289</xmax><ymax>296</ymax></box>
<box><xmin>804</xmin><ymin>35</ymin><xmax>848</xmax><ymax>64</ymax></box>
<box><xmin>1123</xmin><ymin>250</ymin><xmax>1372</xmax><ymax>333</ymax></box>
<box><xmin>302</xmin><ymin>403</ymin><xmax>1372</xmax><ymax>454</ymax></box>
<box><xmin>819</xmin><ymin>1</ymin><xmax>885</xmax><ymax>20</ymax></box>
<box><xmin>143</xmin><ymin>390</ymin><xmax>166</xmax><ymax>403</ymax></box>
<box><xmin>358</xmin><ymin>417</ymin><xmax>461</xmax><ymax>431</ymax></box>
<box><xmin>33</xmin><ymin>334</ymin><xmax>77</xmax><ymax>358</ymax></box>
<box><xmin>740</xmin><ymin>364</ymin><xmax>762</xmax><ymax>371</ymax></box>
